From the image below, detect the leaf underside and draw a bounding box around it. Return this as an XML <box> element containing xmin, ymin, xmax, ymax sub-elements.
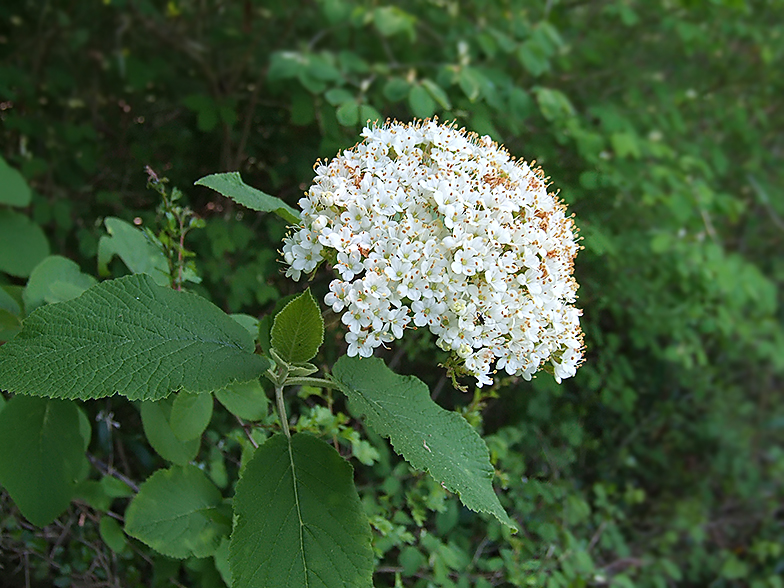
<box><xmin>332</xmin><ymin>355</ymin><xmax>518</xmax><ymax>531</ymax></box>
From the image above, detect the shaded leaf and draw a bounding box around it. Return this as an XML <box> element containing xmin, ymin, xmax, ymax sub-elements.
<box><xmin>195</xmin><ymin>172</ymin><xmax>299</xmax><ymax>225</ymax></box>
<box><xmin>0</xmin><ymin>209</ymin><xmax>49</xmax><ymax>278</ymax></box>
<box><xmin>230</xmin><ymin>313</ymin><xmax>259</xmax><ymax>340</ymax></box>
<box><xmin>97</xmin><ymin>217</ymin><xmax>169</xmax><ymax>284</ymax></box>
<box><xmin>125</xmin><ymin>465</ymin><xmax>230</xmax><ymax>559</ymax></box>
<box><xmin>170</xmin><ymin>391</ymin><xmax>213</xmax><ymax>441</ymax></box>
<box><xmin>23</xmin><ymin>255</ymin><xmax>97</xmax><ymax>312</ymax></box>
<box><xmin>141</xmin><ymin>398</ymin><xmax>200</xmax><ymax>465</ymax></box>
<box><xmin>215</xmin><ymin>379</ymin><xmax>268</xmax><ymax>421</ymax></box>
<box><xmin>99</xmin><ymin>516</ymin><xmax>127</xmax><ymax>553</ymax></box>
<box><xmin>0</xmin><ymin>155</ymin><xmax>31</xmax><ymax>207</ymax></box>
<box><xmin>0</xmin><ymin>396</ymin><xmax>87</xmax><ymax>526</ymax></box>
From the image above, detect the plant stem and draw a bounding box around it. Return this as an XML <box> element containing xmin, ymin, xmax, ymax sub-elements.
<box><xmin>275</xmin><ymin>383</ymin><xmax>291</xmax><ymax>439</ymax></box>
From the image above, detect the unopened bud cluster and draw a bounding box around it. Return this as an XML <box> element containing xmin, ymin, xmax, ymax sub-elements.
<box><xmin>283</xmin><ymin>120</ymin><xmax>583</xmax><ymax>387</ymax></box>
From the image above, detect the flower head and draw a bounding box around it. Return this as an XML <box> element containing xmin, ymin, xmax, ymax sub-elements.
<box><xmin>282</xmin><ymin>120</ymin><xmax>584</xmax><ymax>387</ymax></box>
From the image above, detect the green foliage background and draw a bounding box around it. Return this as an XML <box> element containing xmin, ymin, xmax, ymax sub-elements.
<box><xmin>1</xmin><ymin>0</ymin><xmax>782</xmax><ymax>586</ymax></box>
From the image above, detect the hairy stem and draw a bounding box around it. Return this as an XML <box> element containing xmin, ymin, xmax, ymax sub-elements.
<box><xmin>275</xmin><ymin>383</ymin><xmax>291</xmax><ymax>439</ymax></box>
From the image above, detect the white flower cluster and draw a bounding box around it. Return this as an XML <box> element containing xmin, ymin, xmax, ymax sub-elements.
<box><xmin>282</xmin><ymin>120</ymin><xmax>583</xmax><ymax>387</ymax></box>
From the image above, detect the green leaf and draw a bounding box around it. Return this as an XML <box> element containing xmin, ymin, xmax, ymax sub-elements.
<box><xmin>290</xmin><ymin>90</ymin><xmax>315</xmax><ymax>125</ymax></box>
<box><xmin>610</xmin><ymin>131</ymin><xmax>642</xmax><ymax>159</ymax></box>
<box><xmin>230</xmin><ymin>433</ymin><xmax>374</xmax><ymax>588</ymax></box>
<box><xmin>509</xmin><ymin>87</ymin><xmax>535</xmax><ymax>121</ymax></box>
<box><xmin>125</xmin><ymin>465</ymin><xmax>230</xmax><ymax>559</ymax></box>
<box><xmin>534</xmin><ymin>87</ymin><xmax>575</xmax><ymax>121</ymax></box>
<box><xmin>408</xmin><ymin>84</ymin><xmax>437</xmax><ymax>119</ymax></box>
<box><xmin>0</xmin><ymin>396</ymin><xmax>87</xmax><ymax>526</ymax></box>
<box><xmin>383</xmin><ymin>77</ymin><xmax>411</xmax><ymax>102</ymax></box>
<box><xmin>141</xmin><ymin>398</ymin><xmax>201</xmax><ymax>465</ymax></box>
<box><xmin>170</xmin><ymin>391</ymin><xmax>213</xmax><ymax>441</ymax></box>
<box><xmin>100</xmin><ymin>475</ymin><xmax>135</xmax><ymax>498</ymax></box>
<box><xmin>100</xmin><ymin>516</ymin><xmax>127</xmax><ymax>553</ymax></box>
<box><xmin>77</xmin><ymin>405</ymin><xmax>91</xmax><ymax>451</ymax></box>
<box><xmin>421</xmin><ymin>79</ymin><xmax>452</xmax><ymax>110</ymax></box>
<box><xmin>372</xmin><ymin>6</ymin><xmax>417</xmax><ymax>40</ymax></box>
<box><xmin>215</xmin><ymin>379</ymin><xmax>268</xmax><ymax>421</ymax></box>
<box><xmin>214</xmin><ymin>537</ymin><xmax>232</xmax><ymax>587</ymax></box>
<box><xmin>517</xmin><ymin>41</ymin><xmax>550</xmax><ymax>77</ymax></box>
<box><xmin>359</xmin><ymin>104</ymin><xmax>383</xmax><ymax>127</ymax></box>
<box><xmin>399</xmin><ymin>546</ymin><xmax>426</xmax><ymax>577</ymax></box>
<box><xmin>74</xmin><ymin>479</ymin><xmax>112</xmax><ymax>512</ymax></box>
<box><xmin>23</xmin><ymin>255</ymin><xmax>97</xmax><ymax>313</ymax></box>
<box><xmin>182</xmin><ymin>93</ymin><xmax>219</xmax><ymax>132</ymax></box>
<box><xmin>267</xmin><ymin>51</ymin><xmax>303</xmax><ymax>81</ymax></box>
<box><xmin>458</xmin><ymin>67</ymin><xmax>485</xmax><ymax>101</ymax></box>
<box><xmin>324</xmin><ymin>87</ymin><xmax>355</xmax><ymax>106</ymax></box>
<box><xmin>97</xmin><ymin>217</ymin><xmax>169</xmax><ymax>284</ymax></box>
<box><xmin>270</xmin><ymin>289</ymin><xmax>324</xmax><ymax>364</ymax></box>
<box><xmin>0</xmin><ymin>155</ymin><xmax>32</xmax><ymax>207</ymax></box>
<box><xmin>336</xmin><ymin>100</ymin><xmax>360</xmax><ymax>126</ymax></box>
<box><xmin>0</xmin><ymin>285</ymin><xmax>22</xmax><ymax>316</ymax></box>
<box><xmin>195</xmin><ymin>172</ymin><xmax>299</xmax><ymax>225</ymax></box>
<box><xmin>331</xmin><ymin>356</ymin><xmax>518</xmax><ymax>531</ymax></box>
<box><xmin>0</xmin><ymin>309</ymin><xmax>22</xmax><ymax>342</ymax></box>
<box><xmin>0</xmin><ymin>209</ymin><xmax>49</xmax><ymax>278</ymax></box>
<box><xmin>0</xmin><ymin>286</ymin><xmax>23</xmax><ymax>341</ymax></box>
<box><xmin>0</xmin><ymin>274</ymin><xmax>269</xmax><ymax>401</ymax></box>
<box><xmin>230</xmin><ymin>313</ymin><xmax>259</xmax><ymax>340</ymax></box>
<box><xmin>720</xmin><ymin>555</ymin><xmax>749</xmax><ymax>580</ymax></box>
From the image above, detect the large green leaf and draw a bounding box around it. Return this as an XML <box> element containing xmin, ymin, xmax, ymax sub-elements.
<box><xmin>331</xmin><ymin>356</ymin><xmax>518</xmax><ymax>531</ymax></box>
<box><xmin>97</xmin><ymin>217</ymin><xmax>169</xmax><ymax>284</ymax></box>
<box><xmin>0</xmin><ymin>274</ymin><xmax>269</xmax><ymax>401</ymax></box>
<box><xmin>141</xmin><ymin>398</ymin><xmax>201</xmax><ymax>464</ymax></box>
<box><xmin>230</xmin><ymin>433</ymin><xmax>374</xmax><ymax>588</ymax></box>
<box><xmin>23</xmin><ymin>255</ymin><xmax>97</xmax><ymax>312</ymax></box>
<box><xmin>124</xmin><ymin>465</ymin><xmax>230</xmax><ymax>559</ymax></box>
<box><xmin>195</xmin><ymin>172</ymin><xmax>299</xmax><ymax>224</ymax></box>
<box><xmin>0</xmin><ymin>396</ymin><xmax>88</xmax><ymax>526</ymax></box>
<box><xmin>0</xmin><ymin>155</ymin><xmax>32</xmax><ymax>207</ymax></box>
<box><xmin>270</xmin><ymin>289</ymin><xmax>324</xmax><ymax>364</ymax></box>
<box><xmin>0</xmin><ymin>209</ymin><xmax>49</xmax><ymax>278</ymax></box>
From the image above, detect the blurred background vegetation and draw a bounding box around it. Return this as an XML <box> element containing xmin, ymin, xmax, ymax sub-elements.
<box><xmin>0</xmin><ymin>0</ymin><xmax>782</xmax><ymax>586</ymax></box>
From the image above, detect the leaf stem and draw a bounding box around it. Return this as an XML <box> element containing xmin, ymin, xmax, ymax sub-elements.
<box><xmin>275</xmin><ymin>383</ymin><xmax>291</xmax><ymax>439</ymax></box>
<box><xmin>285</xmin><ymin>376</ymin><xmax>340</xmax><ymax>390</ymax></box>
